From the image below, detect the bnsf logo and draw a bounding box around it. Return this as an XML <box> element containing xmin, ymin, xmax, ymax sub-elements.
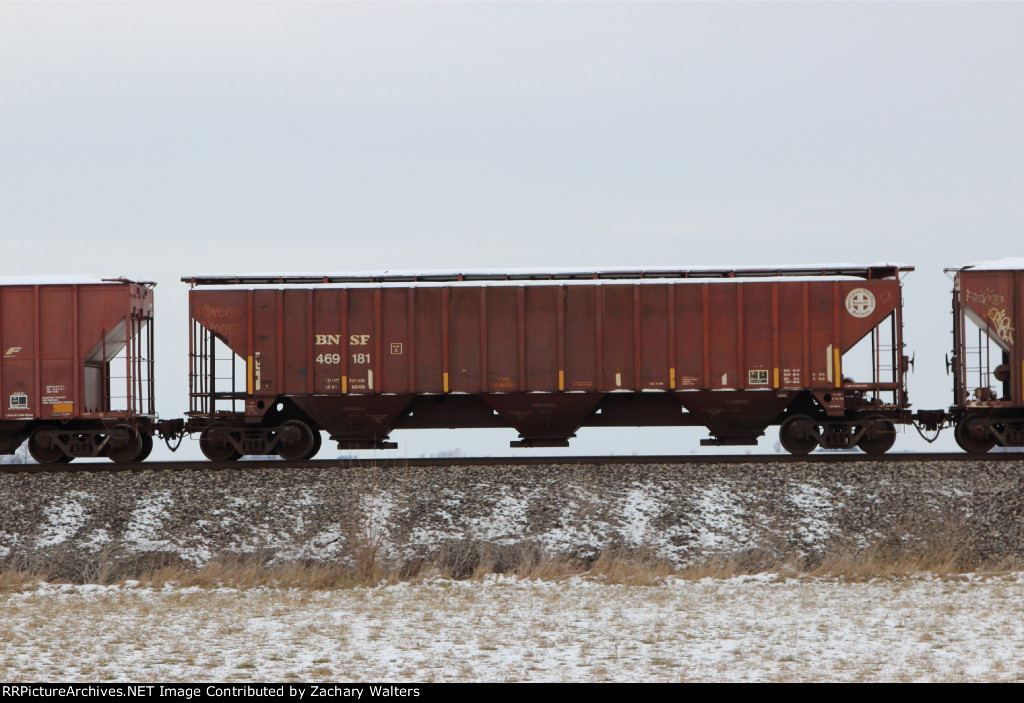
<box><xmin>314</xmin><ymin>334</ymin><xmax>370</xmax><ymax>345</ymax></box>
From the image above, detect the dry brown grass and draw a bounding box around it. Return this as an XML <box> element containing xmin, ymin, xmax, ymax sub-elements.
<box><xmin>2</xmin><ymin>536</ymin><xmax>1021</xmax><ymax>590</ymax></box>
<box><xmin>0</xmin><ymin>569</ymin><xmax>41</xmax><ymax>591</ymax></box>
<box><xmin>809</xmin><ymin>544</ymin><xmax>968</xmax><ymax>580</ymax></box>
<box><xmin>804</xmin><ymin>521</ymin><xmax>1021</xmax><ymax>580</ymax></box>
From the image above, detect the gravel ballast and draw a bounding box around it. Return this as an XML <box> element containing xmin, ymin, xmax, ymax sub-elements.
<box><xmin>2</xmin><ymin>460</ymin><xmax>1023</xmax><ymax>573</ymax></box>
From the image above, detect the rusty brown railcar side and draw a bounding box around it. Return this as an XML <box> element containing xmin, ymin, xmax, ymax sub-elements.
<box><xmin>0</xmin><ymin>279</ymin><xmax>164</xmax><ymax>463</ymax></box>
<box><xmin>949</xmin><ymin>263</ymin><xmax>1024</xmax><ymax>452</ymax></box>
<box><xmin>184</xmin><ymin>265</ymin><xmax>913</xmax><ymax>459</ymax></box>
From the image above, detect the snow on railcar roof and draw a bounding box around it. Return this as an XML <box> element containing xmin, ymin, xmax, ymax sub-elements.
<box><xmin>187</xmin><ymin>276</ymin><xmax>909</xmax><ymax>292</ymax></box>
<box><xmin>955</xmin><ymin>258</ymin><xmax>1024</xmax><ymax>271</ymax></box>
<box><xmin>183</xmin><ymin>263</ymin><xmax>912</xmax><ymax>287</ymax></box>
<box><xmin>0</xmin><ymin>275</ymin><xmax>155</xmax><ymax>286</ymax></box>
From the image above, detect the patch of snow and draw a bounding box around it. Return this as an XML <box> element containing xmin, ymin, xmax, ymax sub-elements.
<box><xmin>617</xmin><ymin>486</ymin><xmax>662</xmax><ymax>545</ymax></box>
<box><xmin>464</xmin><ymin>489</ymin><xmax>529</xmax><ymax>543</ymax></box>
<box><xmin>122</xmin><ymin>491</ymin><xmax>175</xmax><ymax>552</ymax></box>
<box><xmin>688</xmin><ymin>485</ymin><xmax>753</xmax><ymax>554</ymax></box>
<box><xmin>786</xmin><ymin>483</ymin><xmax>842</xmax><ymax>552</ymax></box>
<box><xmin>35</xmin><ymin>492</ymin><xmax>91</xmax><ymax>547</ymax></box>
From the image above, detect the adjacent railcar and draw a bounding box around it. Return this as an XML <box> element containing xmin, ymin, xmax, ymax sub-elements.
<box><xmin>949</xmin><ymin>260</ymin><xmax>1024</xmax><ymax>452</ymax></box>
<box><xmin>0</xmin><ymin>277</ymin><xmax>159</xmax><ymax>463</ymax></box>
<box><xmin>183</xmin><ymin>264</ymin><xmax>913</xmax><ymax>459</ymax></box>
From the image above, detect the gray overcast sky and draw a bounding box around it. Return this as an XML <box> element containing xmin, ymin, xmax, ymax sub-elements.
<box><xmin>2</xmin><ymin>2</ymin><xmax>1022</xmax><ymax>458</ymax></box>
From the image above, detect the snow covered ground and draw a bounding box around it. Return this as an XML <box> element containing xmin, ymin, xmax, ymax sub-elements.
<box><xmin>2</xmin><ymin>573</ymin><xmax>1023</xmax><ymax>682</ymax></box>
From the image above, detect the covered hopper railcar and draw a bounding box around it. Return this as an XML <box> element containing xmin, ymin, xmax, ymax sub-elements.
<box><xmin>183</xmin><ymin>264</ymin><xmax>913</xmax><ymax>459</ymax></box>
<box><xmin>948</xmin><ymin>260</ymin><xmax>1024</xmax><ymax>452</ymax></box>
<box><xmin>0</xmin><ymin>277</ymin><xmax>164</xmax><ymax>463</ymax></box>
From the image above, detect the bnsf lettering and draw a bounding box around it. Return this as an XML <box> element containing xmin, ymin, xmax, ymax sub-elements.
<box><xmin>350</xmin><ymin>334</ymin><xmax>370</xmax><ymax>345</ymax></box>
<box><xmin>315</xmin><ymin>334</ymin><xmax>342</xmax><ymax>345</ymax></box>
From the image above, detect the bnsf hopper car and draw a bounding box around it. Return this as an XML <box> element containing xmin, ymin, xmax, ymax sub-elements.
<box><xmin>0</xmin><ymin>277</ymin><xmax>165</xmax><ymax>463</ymax></box>
<box><xmin>949</xmin><ymin>260</ymin><xmax>1024</xmax><ymax>452</ymax></box>
<box><xmin>183</xmin><ymin>264</ymin><xmax>912</xmax><ymax>460</ymax></box>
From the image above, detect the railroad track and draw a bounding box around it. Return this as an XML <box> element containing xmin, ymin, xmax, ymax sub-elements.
<box><xmin>4</xmin><ymin>451</ymin><xmax>1024</xmax><ymax>474</ymax></box>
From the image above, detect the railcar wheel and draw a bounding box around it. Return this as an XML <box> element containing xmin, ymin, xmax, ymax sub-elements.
<box><xmin>135</xmin><ymin>433</ymin><xmax>154</xmax><ymax>462</ymax></box>
<box><xmin>27</xmin><ymin>429</ymin><xmax>69</xmax><ymax>464</ymax></box>
<box><xmin>954</xmin><ymin>430</ymin><xmax>967</xmax><ymax>452</ymax></box>
<box><xmin>277</xmin><ymin>420</ymin><xmax>318</xmax><ymax>460</ymax></box>
<box><xmin>107</xmin><ymin>425</ymin><xmax>144</xmax><ymax>463</ymax></box>
<box><xmin>199</xmin><ymin>428</ymin><xmax>242</xmax><ymax>462</ymax></box>
<box><xmin>779</xmin><ymin>415</ymin><xmax>819</xmax><ymax>455</ymax></box>
<box><xmin>856</xmin><ymin>417</ymin><xmax>896</xmax><ymax>455</ymax></box>
<box><xmin>955</xmin><ymin>418</ymin><xmax>996</xmax><ymax>454</ymax></box>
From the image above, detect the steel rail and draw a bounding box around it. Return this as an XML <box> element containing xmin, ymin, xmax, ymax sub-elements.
<box><xmin>3</xmin><ymin>452</ymin><xmax>1024</xmax><ymax>474</ymax></box>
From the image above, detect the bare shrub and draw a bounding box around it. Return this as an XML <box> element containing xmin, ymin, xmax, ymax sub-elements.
<box><xmin>807</xmin><ymin>511</ymin><xmax>1022</xmax><ymax>579</ymax></box>
<box><xmin>424</xmin><ymin>541</ymin><xmax>552</xmax><ymax>580</ymax></box>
